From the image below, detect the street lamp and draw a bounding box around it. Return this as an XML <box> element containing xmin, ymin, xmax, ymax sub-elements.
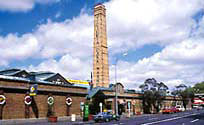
<box><xmin>115</xmin><ymin>52</ymin><xmax>127</xmax><ymax>116</ymax></box>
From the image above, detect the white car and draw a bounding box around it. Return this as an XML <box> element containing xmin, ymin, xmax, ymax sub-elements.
<box><xmin>196</xmin><ymin>106</ymin><xmax>203</xmax><ymax>110</ymax></box>
<box><xmin>175</xmin><ymin>105</ymin><xmax>185</xmax><ymax>112</ymax></box>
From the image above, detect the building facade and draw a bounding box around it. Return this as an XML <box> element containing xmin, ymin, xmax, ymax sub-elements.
<box><xmin>93</xmin><ymin>3</ymin><xmax>110</xmax><ymax>88</ymax></box>
<box><xmin>0</xmin><ymin>69</ymin><xmax>87</xmax><ymax>119</ymax></box>
<box><xmin>87</xmin><ymin>83</ymin><xmax>186</xmax><ymax>115</ymax></box>
<box><xmin>0</xmin><ymin>69</ymin><xmax>190</xmax><ymax>120</ymax></box>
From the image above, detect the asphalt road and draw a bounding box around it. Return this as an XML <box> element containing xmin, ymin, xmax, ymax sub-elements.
<box><xmin>102</xmin><ymin>109</ymin><xmax>204</xmax><ymax>125</ymax></box>
<box><xmin>14</xmin><ymin>109</ymin><xmax>204</xmax><ymax>125</ymax></box>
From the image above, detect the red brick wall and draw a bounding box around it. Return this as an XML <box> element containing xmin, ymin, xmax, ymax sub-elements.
<box><xmin>3</xmin><ymin>93</ymin><xmax>25</xmax><ymax>119</ymax></box>
<box><xmin>0</xmin><ymin>80</ymin><xmax>87</xmax><ymax>119</ymax></box>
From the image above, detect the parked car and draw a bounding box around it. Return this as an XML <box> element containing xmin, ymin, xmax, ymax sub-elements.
<box><xmin>162</xmin><ymin>107</ymin><xmax>179</xmax><ymax>114</ymax></box>
<box><xmin>175</xmin><ymin>105</ymin><xmax>185</xmax><ymax>112</ymax></box>
<box><xmin>196</xmin><ymin>106</ymin><xmax>203</xmax><ymax>110</ymax></box>
<box><xmin>162</xmin><ymin>107</ymin><xmax>171</xmax><ymax>114</ymax></box>
<box><xmin>162</xmin><ymin>107</ymin><xmax>172</xmax><ymax>114</ymax></box>
<box><xmin>94</xmin><ymin>112</ymin><xmax>120</xmax><ymax>122</ymax></box>
<box><xmin>171</xmin><ymin>107</ymin><xmax>180</xmax><ymax>113</ymax></box>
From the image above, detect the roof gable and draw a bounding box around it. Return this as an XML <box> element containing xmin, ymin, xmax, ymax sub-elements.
<box><xmin>0</xmin><ymin>69</ymin><xmax>21</xmax><ymax>75</ymax></box>
<box><xmin>44</xmin><ymin>73</ymin><xmax>72</xmax><ymax>85</ymax></box>
<box><xmin>0</xmin><ymin>69</ymin><xmax>29</xmax><ymax>78</ymax></box>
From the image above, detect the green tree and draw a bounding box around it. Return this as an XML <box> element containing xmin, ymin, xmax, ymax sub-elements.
<box><xmin>172</xmin><ymin>84</ymin><xmax>194</xmax><ymax>110</ymax></box>
<box><xmin>193</xmin><ymin>81</ymin><xmax>204</xmax><ymax>93</ymax></box>
<box><xmin>139</xmin><ymin>78</ymin><xmax>168</xmax><ymax>113</ymax></box>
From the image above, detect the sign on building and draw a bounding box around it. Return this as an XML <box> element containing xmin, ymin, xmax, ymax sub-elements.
<box><xmin>29</xmin><ymin>84</ymin><xmax>38</xmax><ymax>96</ymax></box>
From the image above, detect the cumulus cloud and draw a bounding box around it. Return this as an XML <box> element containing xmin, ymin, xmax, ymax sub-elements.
<box><xmin>0</xmin><ymin>0</ymin><xmax>204</xmax><ymax>88</ymax></box>
<box><xmin>0</xmin><ymin>12</ymin><xmax>93</xmax><ymax>66</ymax></box>
<box><xmin>0</xmin><ymin>0</ymin><xmax>60</xmax><ymax>12</ymax></box>
<box><xmin>0</xmin><ymin>33</ymin><xmax>39</xmax><ymax>66</ymax></box>
<box><xmin>114</xmin><ymin>39</ymin><xmax>204</xmax><ymax>89</ymax></box>
<box><xmin>105</xmin><ymin>0</ymin><xmax>204</xmax><ymax>53</ymax></box>
<box><xmin>28</xmin><ymin>54</ymin><xmax>92</xmax><ymax>80</ymax></box>
<box><xmin>35</xmin><ymin>13</ymin><xmax>93</xmax><ymax>58</ymax></box>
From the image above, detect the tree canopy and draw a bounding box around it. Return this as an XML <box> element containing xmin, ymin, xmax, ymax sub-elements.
<box><xmin>193</xmin><ymin>81</ymin><xmax>204</xmax><ymax>93</ymax></box>
<box><xmin>139</xmin><ymin>78</ymin><xmax>168</xmax><ymax>113</ymax></box>
<box><xmin>171</xmin><ymin>84</ymin><xmax>194</xmax><ymax>109</ymax></box>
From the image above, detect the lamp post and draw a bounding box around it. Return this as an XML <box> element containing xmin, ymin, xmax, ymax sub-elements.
<box><xmin>114</xmin><ymin>52</ymin><xmax>127</xmax><ymax>116</ymax></box>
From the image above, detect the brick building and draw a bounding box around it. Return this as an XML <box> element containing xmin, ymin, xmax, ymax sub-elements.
<box><xmin>87</xmin><ymin>83</ymin><xmax>185</xmax><ymax>115</ymax></box>
<box><xmin>0</xmin><ymin>69</ymin><xmax>189</xmax><ymax>120</ymax></box>
<box><xmin>0</xmin><ymin>69</ymin><xmax>87</xmax><ymax>119</ymax></box>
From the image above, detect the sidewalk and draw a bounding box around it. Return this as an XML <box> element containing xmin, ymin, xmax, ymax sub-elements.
<box><xmin>0</xmin><ymin>114</ymin><xmax>151</xmax><ymax>125</ymax></box>
<box><xmin>0</xmin><ymin>115</ymin><xmax>85</xmax><ymax>125</ymax></box>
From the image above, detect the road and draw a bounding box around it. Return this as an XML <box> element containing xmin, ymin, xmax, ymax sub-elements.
<box><xmin>14</xmin><ymin>109</ymin><xmax>204</xmax><ymax>125</ymax></box>
<box><xmin>103</xmin><ymin>109</ymin><xmax>204</xmax><ymax>125</ymax></box>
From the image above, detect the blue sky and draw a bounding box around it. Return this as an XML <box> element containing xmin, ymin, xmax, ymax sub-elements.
<box><xmin>0</xmin><ymin>0</ymin><xmax>91</xmax><ymax>36</ymax></box>
<box><xmin>0</xmin><ymin>0</ymin><xmax>204</xmax><ymax>90</ymax></box>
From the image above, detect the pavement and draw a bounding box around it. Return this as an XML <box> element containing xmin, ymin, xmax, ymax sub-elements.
<box><xmin>1</xmin><ymin>109</ymin><xmax>204</xmax><ymax>125</ymax></box>
<box><xmin>0</xmin><ymin>113</ymin><xmax>150</xmax><ymax>125</ymax></box>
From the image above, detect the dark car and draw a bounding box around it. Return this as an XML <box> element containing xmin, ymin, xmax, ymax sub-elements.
<box><xmin>94</xmin><ymin>112</ymin><xmax>120</xmax><ymax>122</ymax></box>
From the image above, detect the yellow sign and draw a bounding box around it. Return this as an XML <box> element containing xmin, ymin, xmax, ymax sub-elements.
<box><xmin>29</xmin><ymin>84</ymin><xmax>38</xmax><ymax>96</ymax></box>
<box><xmin>67</xmin><ymin>79</ymin><xmax>89</xmax><ymax>85</ymax></box>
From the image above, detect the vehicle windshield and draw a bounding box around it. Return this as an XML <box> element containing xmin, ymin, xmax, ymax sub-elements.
<box><xmin>97</xmin><ymin>112</ymin><xmax>106</xmax><ymax>115</ymax></box>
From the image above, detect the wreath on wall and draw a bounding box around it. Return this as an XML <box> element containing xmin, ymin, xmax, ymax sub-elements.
<box><xmin>66</xmin><ymin>97</ymin><xmax>72</xmax><ymax>106</ymax></box>
<box><xmin>47</xmin><ymin>97</ymin><xmax>54</xmax><ymax>106</ymax></box>
<box><xmin>24</xmin><ymin>96</ymin><xmax>32</xmax><ymax>105</ymax></box>
<box><xmin>47</xmin><ymin>96</ymin><xmax>55</xmax><ymax>117</ymax></box>
<box><xmin>0</xmin><ymin>95</ymin><xmax>6</xmax><ymax>105</ymax></box>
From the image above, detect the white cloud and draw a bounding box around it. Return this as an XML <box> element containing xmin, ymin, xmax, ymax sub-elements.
<box><xmin>0</xmin><ymin>0</ymin><xmax>60</xmax><ymax>12</ymax></box>
<box><xmin>0</xmin><ymin>0</ymin><xmax>34</xmax><ymax>12</ymax></box>
<box><xmin>55</xmin><ymin>12</ymin><xmax>61</xmax><ymax>18</ymax></box>
<box><xmin>28</xmin><ymin>54</ymin><xmax>92</xmax><ymax>80</ymax></box>
<box><xmin>35</xmin><ymin>13</ymin><xmax>93</xmax><ymax>58</ymax></box>
<box><xmin>114</xmin><ymin>39</ymin><xmax>204</xmax><ymax>90</ymax></box>
<box><xmin>0</xmin><ymin>34</ymin><xmax>39</xmax><ymax>66</ymax></box>
<box><xmin>0</xmin><ymin>12</ymin><xmax>93</xmax><ymax>65</ymax></box>
<box><xmin>0</xmin><ymin>0</ymin><xmax>204</xmax><ymax>90</ymax></box>
<box><xmin>105</xmin><ymin>0</ymin><xmax>204</xmax><ymax>53</ymax></box>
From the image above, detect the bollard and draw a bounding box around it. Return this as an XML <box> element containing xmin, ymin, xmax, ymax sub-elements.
<box><xmin>71</xmin><ymin>114</ymin><xmax>76</xmax><ymax>122</ymax></box>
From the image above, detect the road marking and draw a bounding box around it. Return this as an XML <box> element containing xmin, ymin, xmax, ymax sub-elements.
<box><xmin>172</xmin><ymin>115</ymin><xmax>178</xmax><ymax>117</ymax></box>
<box><xmin>149</xmin><ymin>118</ymin><xmax>158</xmax><ymax>120</ymax></box>
<box><xmin>191</xmin><ymin>119</ymin><xmax>199</xmax><ymax>123</ymax></box>
<box><xmin>141</xmin><ymin>113</ymin><xmax>199</xmax><ymax>125</ymax></box>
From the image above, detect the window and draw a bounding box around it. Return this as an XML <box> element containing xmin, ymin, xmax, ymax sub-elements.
<box><xmin>22</xmin><ymin>74</ymin><xmax>26</xmax><ymax>78</ymax></box>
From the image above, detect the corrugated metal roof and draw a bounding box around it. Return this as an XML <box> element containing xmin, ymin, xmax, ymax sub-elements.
<box><xmin>0</xmin><ymin>69</ymin><xmax>81</xmax><ymax>88</ymax></box>
<box><xmin>0</xmin><ymin>69</ymin><xmax>21</xmax><ymax>75</ymax></box>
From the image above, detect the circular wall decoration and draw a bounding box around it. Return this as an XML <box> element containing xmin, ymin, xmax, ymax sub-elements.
<box><xmin>47</xmin><ymin>96</ymin><xmax>54</xmax><ymax>105</ymax></box>
<box><xmin>66</xmin><ymin>97</ymin><xmax>72</xmax><ymax>106</ymax></box>
<box><xmin>0</xmin><ymin>95</ymin><xmax>6</xmax><ymax>105</ymax></box>
<box><xmin>24</xmin><ymin>96</ymin><xmax>32</xmax><ymax>105</ymax></box>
